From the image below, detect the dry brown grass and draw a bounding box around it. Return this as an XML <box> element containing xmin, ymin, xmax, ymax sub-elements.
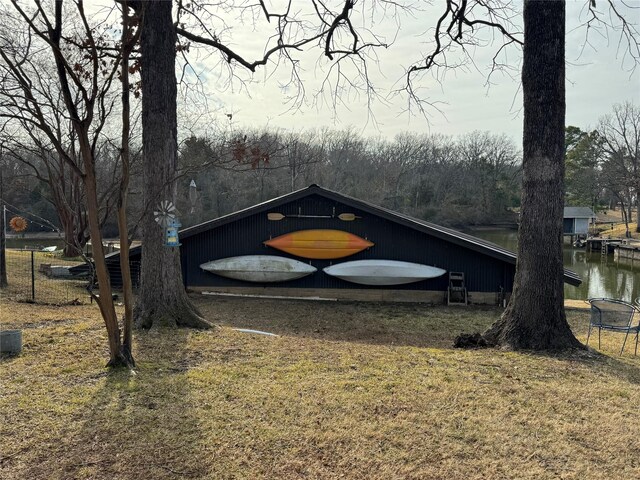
<box><xmin>1</xmin><ymin>295</ymin><xmax>639</xmax><ymax>479</ymax></box>
<box><xmin>596</xmin><ymin>221</ymin><xmax>639</xmax><ymax>240</ymax></box>
<box><xmin>593</xmin><ymin>207</ymin><xmax>638</xmax><ymax>239</ymax></box>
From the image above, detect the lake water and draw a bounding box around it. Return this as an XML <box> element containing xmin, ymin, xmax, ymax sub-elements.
<box><xmin>470</xmin><ymin>229</ymin><xmax>639</xmax><ymax>303</ymax></box>
<box><xmin>5</xmin><ymin>237</ymin><xmax>66</xmax><ymax>250</ymax></box>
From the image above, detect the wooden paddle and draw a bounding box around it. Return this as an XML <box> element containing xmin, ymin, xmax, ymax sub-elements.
<box><xmin>337</xmin><ymin>213</ymin><xmax>360</xmax><ymax>221</ymax></box>
<box><xmin>267</xmin><ymin>212</ymin><xmax>360</xmax><ymax>221</ymax></box>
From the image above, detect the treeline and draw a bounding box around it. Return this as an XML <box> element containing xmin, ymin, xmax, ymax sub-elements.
<box><xmin>176</xmin><ymin>128</ymin><xmax>522</xmax><ymax>228</ymax></box>
<box><xmin>3</xmin><ymin>100</ymin><xmax>638</xmax><ymax>253</ymax></box>
<box><xmin>2</xmin><ymin>128</ymin><xmax>522</xmax><ymax>249</ymax></box>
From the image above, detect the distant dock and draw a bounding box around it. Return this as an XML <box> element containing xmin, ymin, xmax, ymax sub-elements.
<box><xmin>585</xmin><ymin>238</ymin><xmax>624</xmax><ymax>254</ymax></box>
<box><xmin>614</xmin><ymin>242</ymin><xmax>640</xmax><ymax>263</ymax></box>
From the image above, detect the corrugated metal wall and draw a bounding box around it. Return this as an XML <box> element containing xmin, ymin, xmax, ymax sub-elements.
<box><xmin>181</xmin><ymin>194</ymin><xmax>515</xmax><ymax>294</ymax></box>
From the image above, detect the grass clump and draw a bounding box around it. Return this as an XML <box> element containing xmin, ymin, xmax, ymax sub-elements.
<box><xmin>1</xmin><ymin>295</ymin><xmax>639</xmax><ymax>479</ymax></box>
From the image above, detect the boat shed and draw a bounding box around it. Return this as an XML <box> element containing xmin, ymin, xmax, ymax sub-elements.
<box><xmin>113</xmin><ymin>185</ymin><xmax>581</xmax><ymax>304</ymax></box>
<box><xmin>563</xmin><ymin>207</ymin><xmax>596</xmax><ymax>236</ymax></box>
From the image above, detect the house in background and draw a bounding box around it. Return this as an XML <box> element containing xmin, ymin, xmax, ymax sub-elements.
<box><xmin>104</xmin><ymin>185</ymin><xmax>582</xmax><ymax>304</ymax></box>
<box><xmin>563</xmin><ymin>207</ymin><xmax>596</xmax><ymax>239</ymax></box>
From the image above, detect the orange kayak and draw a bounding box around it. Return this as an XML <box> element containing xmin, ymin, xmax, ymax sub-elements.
<box><xmin>264</xmin><ymin>229</ymin><xmax>374</xmax><ymax>259</ymax></box>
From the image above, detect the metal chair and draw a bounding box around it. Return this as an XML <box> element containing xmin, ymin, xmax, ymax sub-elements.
<box><xmin>587</xmin><ymin>298</ymin><xmax>640</xmax><ymax>356</ymax></box>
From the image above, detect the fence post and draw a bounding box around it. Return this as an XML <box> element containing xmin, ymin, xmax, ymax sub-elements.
<box><xmin>31</xmin><ymin>250</ymin><xmax>35</xmax><ymax>301</ymax></box>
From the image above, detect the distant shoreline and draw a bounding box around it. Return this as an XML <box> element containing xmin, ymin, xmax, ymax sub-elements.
<box><xmin>5</xmin><ymin>233</ymin><xmax>128</xmax><ymax>242</ymax></box>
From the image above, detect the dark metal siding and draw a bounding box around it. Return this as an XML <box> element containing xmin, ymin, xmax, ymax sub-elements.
<box><xmin>181</xmin><ymin>194</ymin><xmax>516</xmax><ymax>293</ymax></box>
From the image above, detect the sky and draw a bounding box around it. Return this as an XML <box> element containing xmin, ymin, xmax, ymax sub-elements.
<box><xmin>182</xmin><ymin>0</ymin><xmax>640</xmax><ymax>143</ymax></box>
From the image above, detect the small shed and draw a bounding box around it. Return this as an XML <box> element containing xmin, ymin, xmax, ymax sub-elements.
<box><xmin>109</xmin><ymin>185</ymin><xmax>581</xmax><ymax>304</ymax></box>
<box><xmin>563</xmin><ymin>207</ymin><xmax>596</xmax><ymax>236</ymax></box>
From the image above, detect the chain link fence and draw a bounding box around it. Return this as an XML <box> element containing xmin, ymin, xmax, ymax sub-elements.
<box><xmin>2</xmin><ymin>249</ymin><xmax>140</xmax><ymax>305</ymax></box>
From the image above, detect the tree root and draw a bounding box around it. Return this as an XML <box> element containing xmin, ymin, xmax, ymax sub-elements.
<box><xmin>133</xmin><ymin>295</ymin><xmax>215</xmax><ymax>330</ymax></box>
<box><xmin>453</xmin><ymin>332</ymin><xmax>493</xmax><ymax>349</ymax></box>
<box><xmin>106</xmin><ymin>350</ymin><xmax>135</xmax><ymax>369</ymax></box>
<box><xmin>483</xmin><ymin>312</ymin><xmax>585</xmax><ymax>351</ymax></box>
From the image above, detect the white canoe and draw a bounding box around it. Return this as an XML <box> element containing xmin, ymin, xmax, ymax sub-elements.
<box><xmin>200</xmin><ymin>255</ymin><xmax>317</xmax><ymax>283</ymax></box>
<box><xmin>323</xmin><ymin>260</ymin><xmax>446</xmax><ymax>286</ymax></box>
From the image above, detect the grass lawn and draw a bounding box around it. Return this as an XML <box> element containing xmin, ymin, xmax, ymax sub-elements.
<box><xmin>1</xmin><ymin>294</ymin><xmax>639</xmax><ymax>479</ymax></box>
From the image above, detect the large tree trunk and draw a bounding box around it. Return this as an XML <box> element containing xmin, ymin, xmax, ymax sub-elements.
<box><xmin>59</xmin><ymin>211</ymin><xmax>82</xmax><ymax>258</ymax></box>
<box><xmin>134</xmin><ymin>1</ymin><xmax>212</xmax><ymax>329</ymax></box>
<box><xmin>484</xmin><ymin>0</ymin><xmax>582</xmax><ymax>350</ymax></box>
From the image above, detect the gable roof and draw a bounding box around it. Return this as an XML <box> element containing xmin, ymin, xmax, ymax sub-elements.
<box><xmin>176</xmin><ymin>184</ymin><xmax>581</xmax><ymax>286</ymax></box>
<box><xmin>564</xmin><ymin>207</ymin><xmax>596</xmax><ymax>219</ymax></box>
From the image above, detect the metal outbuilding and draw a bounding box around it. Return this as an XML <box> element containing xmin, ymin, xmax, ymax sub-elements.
<box><xmin>114</xmin><ymin>185</ymin><xmax>581</xmax><ymax>304</ymax></box>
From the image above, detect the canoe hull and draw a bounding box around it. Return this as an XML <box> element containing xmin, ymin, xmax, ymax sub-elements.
<box><xmin>264</xmin><ymin>229</ymin><xmax>374</xmax><ymax>259</ymax></box>
<box><xmin>323</xmin><ymin>260</ymin><xmax>446</xmax><ymax>285</ymax></box>
<box><xmin>200</xmin><ymin>255</ymin><xmax>317</xmax><ymax>283</ymax></box>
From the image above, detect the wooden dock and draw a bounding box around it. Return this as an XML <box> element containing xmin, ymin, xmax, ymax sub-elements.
<box><xmin>585</xmin><ymin>237</ymin><xmax>624</xmax><ymax>254</ymax></box>
<box><xmin>614</xmin><ymin>242</ymin><xmax>640</xmax><ymax>263</ymax></box>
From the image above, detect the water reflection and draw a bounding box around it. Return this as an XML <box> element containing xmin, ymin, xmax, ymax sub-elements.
<box><xmin>470</xmin><ymin>229</ymin><xmax>638</xmax><ymax>303</ymax></box>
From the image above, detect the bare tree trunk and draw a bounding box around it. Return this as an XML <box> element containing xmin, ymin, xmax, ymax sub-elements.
<box><xmin>626</xmin><ymin>193</ymin><xmax>632</xmax><ymax>235</ymax></box>
<box><xmin>484</xmin><ymin>0</ymin><xmax>582</xmax><ymax>350</ymax></box>
<box><xmin>3</xmin><ymin>0</ymin><xmax>135</xmax><ymax>367</ymax></box>
<box><xmin>619</xmin><ymin>197</ymin><xmax>630</xmax><ymax>238</ymax></box>
<box><xmin>59</xmin><ymin>211</ymin><xmax>82</xmax><ymax>258</ymax></box>
<box><xmin>134</xmin><ymin>1</ymin><xmax>212</xmax><ymax>329</ymax></box>
<box><xmin>118</xmin><ymin>3</ymin><xmax>138</xmax><ymax>366</ymax></box>
<box><xmin>48</xmin><ymin>0</ymin><xmax>130</xmax><ymax>368</ymax></box>
<box><xmin>636</xmin><ymin>189</ymin><xmax>640</xmax><ymax>233</ymax></box>
<box><xmin>634</xmin><ymin>181</ymin><xmax>640</xmax><ymax>233</ymax></box>
<box><xmin>81</xmin><ymin>142</ymin><xmax>129</xmax><ymax>367</ymax></box>
<box><xmin>0</xmin><ymin>161</ymin><xmax>7</xmax><ymax>288</ymax></box>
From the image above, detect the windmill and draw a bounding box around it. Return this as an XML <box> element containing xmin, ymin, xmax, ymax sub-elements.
<box><xmin>154</xmin><ymin>200</ymin><xmax>181</xmax><ymax>247</ymax></box>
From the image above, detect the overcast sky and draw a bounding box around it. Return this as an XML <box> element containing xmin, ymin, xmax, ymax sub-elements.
<box><xmin>182</xmin><ymin>0</ymin><xmax>640</xmax><ymax>143</ymax></box>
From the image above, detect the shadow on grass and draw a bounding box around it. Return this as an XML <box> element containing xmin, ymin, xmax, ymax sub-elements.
<box><xmin>54</xmin><ymin>328</ymin><xmax>210</xmax><ymax>479</ymax></box>
<box><xmin>194</xmin><ymin>295</ymin><xmax>503</xmax><ymax>349</ymax></box>
<box><xmin>195</xmin><ymin>296</ymin><xmax>640</xmax><ymax>383</ymax></box>
<box><xmin>522</xmin><ymin>344</ymin><xmax>640</xmax><ymax>385</ymax></box>
<box><xmin>0</xmin><ymin>353</ymin><xmax>21</xmax><ymax>363</ymax></box>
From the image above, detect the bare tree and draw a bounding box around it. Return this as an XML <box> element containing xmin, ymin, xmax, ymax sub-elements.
<box><xmin>458</xmin><ymin>131</ymin><xmax>520</xmax><ymax>222</ymax></box>
<box><xmin>597</xmin><ymin>102</ymin><xmax>640</xmax><ymax>233</ymax></box>
<box><xmin>1</xmin><ymin>0</ymin><xmax>136</xmax><ymax>367</ymax></box>
<box><xmin>282</xmin><ymin>131</ymin><xmax>323</xmax><ymax>193</ymax></box>
<box><xmin>0</xmin><ymin>30</ymin><xmax>122</xmax><ymax>257</ymax></box>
